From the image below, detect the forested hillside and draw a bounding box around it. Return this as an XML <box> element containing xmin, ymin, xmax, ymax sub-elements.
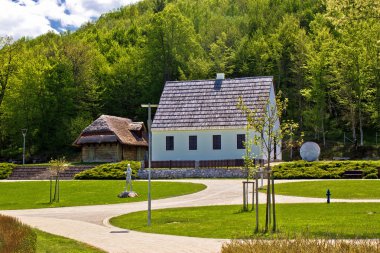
<box><xmin>0</xmin><ymin>0</ymin><xmax>379</xmax><ymax>160</ymax></box>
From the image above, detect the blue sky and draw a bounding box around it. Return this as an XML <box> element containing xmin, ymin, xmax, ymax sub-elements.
<box><xmin>0</xmin><ymin>0</ymin><xmax>140</xmax><ymax>39</ymax></box>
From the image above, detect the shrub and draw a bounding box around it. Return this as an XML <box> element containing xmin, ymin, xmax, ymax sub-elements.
<box><xmin>273</xmin><ymin>161</ymin><xmax>380</xmax><ymax>179</ymax></box>
<box><xmin>364</xmin><ymin>173</ymin><xmax>378</xmax><ymax>179</ymax></box>
<box><xmin>0</xmin><ymin>214</ymin><xmax>37</xmax><ymax>253</ymax></box>
<box><xmin>0</xmin><ymin>163</ymin><xmax>15</xmax><ymax>179</ymax></box>
<box><xmin>74</xmin><ymin>161</ymin><xmax>141</xmax><ymax>180</ymax></box>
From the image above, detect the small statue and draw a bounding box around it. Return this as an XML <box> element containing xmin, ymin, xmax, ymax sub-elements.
<box><xmin>125</xmin><ymin>164</ymin><xmax>133</xmax><ymax>192</ymax></box>
<box><xmin>118</xmin><ymin>164</ymin><xmax>138</xmax><ymax>198</ymax></box>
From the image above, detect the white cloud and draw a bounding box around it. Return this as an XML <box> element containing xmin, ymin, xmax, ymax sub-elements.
<box><xmin>0</xmin><ymin>0</ymin><xmax>140</xmax><ymax>40</ymax></box>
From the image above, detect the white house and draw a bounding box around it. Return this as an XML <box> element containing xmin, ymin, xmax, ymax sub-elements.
<box><xmin>151</xmin><ymin>75</ymin><xmax>281</xmax><ymax>163</ymax></box>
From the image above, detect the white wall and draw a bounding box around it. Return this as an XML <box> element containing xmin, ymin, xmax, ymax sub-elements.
<box><xmin>152</xmin><ymin>128</ymin><xmax>264</xmax><ymax>161</ymax></box>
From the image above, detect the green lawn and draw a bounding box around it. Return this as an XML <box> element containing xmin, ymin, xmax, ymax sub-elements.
<box><xmin>110</xmin><ymin>203</ymin><xmax>380</xmax><ymax>239</ymax></box>
<box><xmin>0</xmin><ymin>180</ymin><xmax>206</xmax><ymax>210</ymax></box>
<box><xmin>273</xmin><ymin>180</ymin><xmax>380</xmax><ymax>199</ymax></box>
<box><xmin>35</xmin><ymin>229</ymin><xmax>105</xmax><ymax>253</ymax></box>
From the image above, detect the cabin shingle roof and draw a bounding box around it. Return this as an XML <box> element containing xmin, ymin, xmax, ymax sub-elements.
<box><xmin>152</xmin><ymin>76</ymin><xmax>273</xmax><ymax>130</ymax></box>
<box><xmin>74</xmin><ymin>115</ymin><xmax>148</xmax><ymax>146</ymax></box>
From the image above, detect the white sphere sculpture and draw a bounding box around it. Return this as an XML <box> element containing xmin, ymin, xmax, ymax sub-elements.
<box><xmin>300</xmin><ymin>142</ymin><xmax>320</xmax><ymax>162</ymax></box>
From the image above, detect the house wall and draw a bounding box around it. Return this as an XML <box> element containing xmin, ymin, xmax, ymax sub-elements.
<box><xmin>152</xmin><ymin>128</ymin><xmax>263</xmax><ymax>161</ymax></box>
<box><xmin>82</xmin><ymin>143</ymin><xmax>122</xmax><ymax>162</ymax></box>
<box><xmin>268</xmin><ymin>83</ymin><xmax>282</xmax><ymax>161</ymax></box>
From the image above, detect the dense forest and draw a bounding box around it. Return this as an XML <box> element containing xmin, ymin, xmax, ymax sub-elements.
<box><xmin>0</xmin><ymin>0</ymin><xmax>379</xmax><ymax>160</ymax></box>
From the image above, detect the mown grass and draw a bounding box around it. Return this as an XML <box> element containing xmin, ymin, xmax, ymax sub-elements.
<box><xmin>110</xmin><ymin>203</ymin><xmax>380</xmax><ymax>239</ymax></box>
<box><xmin>273</xmin><ymin>180</ymin><xmax>380</xmax><ymax>199</ymax></box>
<box><xmin>35</xmin><ymin>229</ymin><xmax>105</xmax><ymax>253</ymax></box>
<box><xmin>221</xmin><ymin>238</ymin><xmax>380</xmax><ymax>253</ymax></box>
<box><xmin>0</xmin><ymin>181</ymin><xmax>206</xmax><ymax>210</ymax></box>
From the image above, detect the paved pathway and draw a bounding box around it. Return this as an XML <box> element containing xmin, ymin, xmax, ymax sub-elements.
<box><xmin>1</xmin><ymin>179</ymin><xmax>379</xmax><ymax>253</ymax></box>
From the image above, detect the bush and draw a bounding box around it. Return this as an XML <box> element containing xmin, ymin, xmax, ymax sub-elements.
<box><xmin>0</xmin><ymin>214</ymin><xmax>37</xmax><ymax>253</ymax></box>
<box><xmin>74</xmin><ymin>161</ymin><xmax>141</xmax><ymax>180</ymax></box>
<box><xmin>0</xmin><ymin>163</ymin><xmax>15</xmax><ymax>179</ymax></box>
<box><xmin>363</xmin><ymin>173</ymin><xmax>378</xmax><ymax>179</ymax></box>
<box><xmin>273</xmin><ymin>161</ymin><xmax>380</xmax><ymax>179</ymax></box>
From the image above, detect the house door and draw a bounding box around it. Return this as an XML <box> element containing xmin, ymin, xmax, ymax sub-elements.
<box><xmin>88</xmin><ymin>146</ymin><xmax>95</xmax><ymax>161</ymax></box>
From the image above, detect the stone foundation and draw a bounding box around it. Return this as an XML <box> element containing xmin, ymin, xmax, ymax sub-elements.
<box><xmin>138</xmin><ymin>168</ymin><xmax>248</xmax><ymax>179</ymax></box>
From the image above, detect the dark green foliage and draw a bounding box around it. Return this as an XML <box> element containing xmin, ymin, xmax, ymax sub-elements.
<box><xmin>363</xmin><ymin>173</ymin><xmax>379</xmax><ymax>179</ymax></box>
<box><xmin>0</xmin><ymin>214</ymin><xmax>37</xmax><ymax>253</ymax></box>
<box><xmin>0</xmin><ymin>0</ymin><xmax>379</xmax><ymax>159</ymax></box>
<box><xmin>273</xmin><ymin>161</ymin><xmax>380</xmax><ymax>179</ymax></box>
<box><xmin>74</xmin><ymin>161</ymin><xmax>141</xmax><ymax>179</ymax></box>
<box><xmin>0</xmin><ymin>163</ymin><xmax>15</xmax><ymax>179</ymax></box>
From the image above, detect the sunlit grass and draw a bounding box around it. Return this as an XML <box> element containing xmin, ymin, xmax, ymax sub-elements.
<box><xmin>111</xmin><ymin>203</ymin><xmax>380</xmax><ymax>239</ymax></box>
<box><xmin>0</xmin><ymin>180</ymin><xmax>206</xmax><ymax>210</ymax></box>
<box><xmin>273</xmin><ymin>180</ymin><xmax>380</xmax><ymax>199</ymax></box>
<box><xmin>35</xmin><ymin>229</ymin><xmax>105</xmax><ymax>253</ymax></box>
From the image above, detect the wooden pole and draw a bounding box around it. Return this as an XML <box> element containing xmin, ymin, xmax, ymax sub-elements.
<box><xmin>272</xmin><ymin>173</ymin><xmax>276</xmax><ymax>232</ymax></box>
<box><xmin>49</xmin><ymin>176</ymin><xmax>52</xmax><ymax>203</ymax></box>
<box><xmin>243</xmin><ymin>182</ymin><xmax>246</xmax><ymax>211</ymax></box>
<box><xmin>255</xmin><ymin>174</ymin><xmax>259</xmax><ymax>233</ymax></box>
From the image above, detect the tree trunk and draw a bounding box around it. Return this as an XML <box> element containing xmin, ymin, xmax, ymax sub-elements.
<box><xmin>322</xmin><ymin>115</ymin><xmax>326</xmax><ymax>147</ymax></box>
<box><xmin>359</xmin><ymin>106</ymin><xmax>363</xmax><ymax>146</ymax></box>
<box><xmin>351</xmin><ymin>106</ymin><xmax>357</xmax><ymax>141</ymax></box>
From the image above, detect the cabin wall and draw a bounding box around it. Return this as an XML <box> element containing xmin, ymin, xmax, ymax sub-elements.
<box><xmin>122</xmin><ymin>145</ymin><xmax>147</xmax><ymax>161</ymax></box>
<box><xmin>81</xmin><ymin>143</ymin><xmax>122</xmax><ymax>162</ymax></box>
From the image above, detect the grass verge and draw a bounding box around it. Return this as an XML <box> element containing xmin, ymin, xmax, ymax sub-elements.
<box><xmin>35</xmin><ymin>229</ymin><xmax>104</xmax><ymax>253</ymax></box>
<box><xmin>0</xmin><ymin>181</ymin><xmax>206</xmax><ymax>210</ymax></box>
<box><xmin>221</xmin><ymin>238</ymin><xmax>380</xmax><ymax>253</ymax></box>
<box><xmin>273</xmin><ymin>180</ymin><xmax>380</xmax><ymax>199</ymax></box>
<box><xmin>110</xmin><ymin>203</ymin><xmax>380</xmax><ymax>239</ymax></box>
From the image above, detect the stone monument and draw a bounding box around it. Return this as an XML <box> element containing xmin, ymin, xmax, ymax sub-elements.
<box><xmin>300</xmin><ymin>141</ymin><xmax>320</xmax><ymax>162</ymax></box>
<box><xmin>118</xmin><ymin>164</ymin><xmax>138</xmax><ymax>198</ymax></box>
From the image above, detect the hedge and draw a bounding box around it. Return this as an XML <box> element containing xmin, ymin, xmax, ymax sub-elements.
<box><xmin>273</xmin><ymin>161</ymin><xmax>380</xmax><ymax>179</ymax></box>
<box><xmin>74</xmin><ymin>161</ymin><xmax>141</xmax><ymax>180</ymax></box>
<box><xmin>0</xmin><ymin>163</ymin><xmax>15</xmax><ymax>179</ymax></box>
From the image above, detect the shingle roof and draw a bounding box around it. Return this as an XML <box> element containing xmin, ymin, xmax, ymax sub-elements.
<box><xmin>152</xmin><ymin>76</ymin><xmax>273</xmax><ymax>130</ymax></box>
<box><xmin>74</xmin><ymin>115</ymin><xmax>148</xmax><ymax>146</ymax></box>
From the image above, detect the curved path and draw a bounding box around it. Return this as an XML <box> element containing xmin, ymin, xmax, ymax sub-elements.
<box><xmin>1</xmin><ymin>179</ymin><xmax>379</xmax><ymax>253</ymax></box>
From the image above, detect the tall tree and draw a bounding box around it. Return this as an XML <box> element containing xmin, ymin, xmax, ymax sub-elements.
<box><xmin>0</xmin><ymin>36</ymin><xmax>20</xmax><ymax>109</ymax></box>
<box><xmin>326</xmin><ymin>0</ymin><xmax>379</xmax><ymax>145</ymax></box>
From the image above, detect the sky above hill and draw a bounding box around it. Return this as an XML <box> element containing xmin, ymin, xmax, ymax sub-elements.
<box><xmin>0</xmin><ymin>0</ymin><xmax>139</xmax><ymax>39</ymax></box>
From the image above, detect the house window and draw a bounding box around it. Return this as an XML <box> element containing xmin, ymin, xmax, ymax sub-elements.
<box><xmin>213</xmin><ymin>135</ymin><xmax>221</xmax><ymax>150</ymax></box>
<box><xmin>166</xmin><ymin>136</ymin><xmax>174</xmax><ymax>150</ymax></box>
<box><xmin>237</xmin><ymin>134</ymin><xmax>245</xmax><ymax>149</ymax></box>
<box><xmin>189</xmin><ymin>136</ymin><xmax>197</xmax><ymax>150</ymax></box>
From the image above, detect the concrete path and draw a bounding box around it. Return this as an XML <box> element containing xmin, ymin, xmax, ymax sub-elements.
<box><xmin>1</xmin><ymin>179</ymin><xmax>379</xmax><ymax>253</ymax></box>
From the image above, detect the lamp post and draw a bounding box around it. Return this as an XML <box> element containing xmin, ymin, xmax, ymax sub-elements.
<box><xmin>141</xmin><ymin>104</ymin><xmax>158</xmax><ymax>226</ymax></box>
<box><xmin>21</xmin><ymin>129</ymin><xmax>27</xmax><ymax>165</ymax></box>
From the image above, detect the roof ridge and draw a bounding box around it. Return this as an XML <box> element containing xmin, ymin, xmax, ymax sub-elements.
<box><xmin>165</xmin><ymin>76</ymin><xmax>274</xmax><ymax>84</ymax></box>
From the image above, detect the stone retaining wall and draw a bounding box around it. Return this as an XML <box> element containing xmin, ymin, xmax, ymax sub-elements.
<box><xmin>138</xmin><ymin>168</ymin><xmax>248</xmax><ymax>179</ymax></box>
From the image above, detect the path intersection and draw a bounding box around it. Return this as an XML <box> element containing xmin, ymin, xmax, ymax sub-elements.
<box><xmin>1</xmin><ymin>179</ymin><xmax>379</xmax><ymax>253</ymax></box>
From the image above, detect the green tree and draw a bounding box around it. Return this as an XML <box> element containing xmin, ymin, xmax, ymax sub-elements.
<box><xmin>326</xmin><ymin>0</ymin><xmax>379</xmax><ymax>145</ymax></box>
<box><xmin>49</xmin><ymin>157</ymin><xmax>67</xmax><ymax>203</ymax></box>
<box><xmin>301</xmin><ymin>14</ymin><xmax>335</xmax><ymax>145</ymax></box>
<box><xmin>0</xmin><ymin>36</ymin><xmax>20</xmax><ymax>109</ymax></box>
<box><xmin>238</xmin><ymin>92</ymin><xmax>302</xmax><ymax>233</ymax></box>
